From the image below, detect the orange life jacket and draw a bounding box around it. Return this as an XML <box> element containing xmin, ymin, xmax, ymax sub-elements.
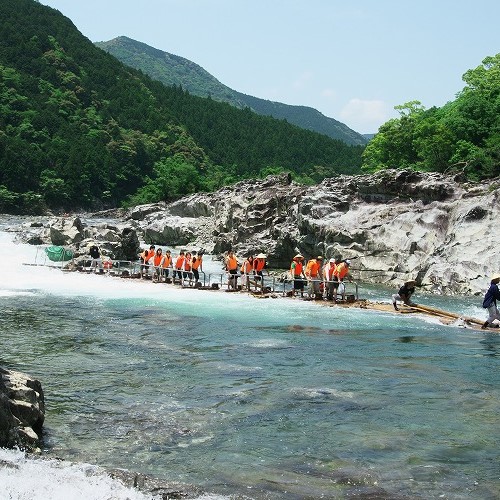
<box><xmin>305</xmin><ymin>259</ymin><xmax>320</xmax><ymax>278</ymax></box>
<box><xmin>324</xmin><ymin>264</ymin><xmax>337</xmax><ymax>281</ymax></box>
<box><xmin>192</xmin><ymin>256</ymin><xmax>202</xmax><ymax>270</ymax></box>
<box><xmin>162</xmin><ymin>255</ymin><xmax>172</xmax><ymax>268</ymax></box>
<box><xmin>175</xmin><ymin>255</ymin><xmax>185</xmax><ymax>269</ymax></box>
<box><xmin>183</xmin><ymin>257</ymin><xmax>192</xmax><ymax>272</ymax></box>
<box><xmin>291</xmin><ymin>261</ymin><xmax>303</xmax><ymax>276</ymax></box>
<box><xmin>141</xmin><ymin>249</ymin><xmax>155</xmax><ymax>262</ymax></box>
<box><xmin>153</xmin><ymin>254</ymin><xmax>163</xmax><ymax>266</ymax></box>
<box><xmin>335</xmin><ymin>262</ymin><xmax>349</xmax><ymax>280</ymax></box>
<box><xmin>254</xmin><ymin>258</ymin><xmax>265</xmax><ymax>272</ymax></box>
<box><xmin>227</xmin><ymin>255</ymin><xmax>238</xmax><ymax>271</ymax></box>
<box><xmin>241</xmin><ymin>260</ymin><xmax>252</xmax><ymax>274</ymax></box>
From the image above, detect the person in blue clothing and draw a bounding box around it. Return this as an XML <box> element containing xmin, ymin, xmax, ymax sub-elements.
<box><xmin>481</xmin><ymin>274</ymin><xmax>500</xmax><ymax>329</ymax></box>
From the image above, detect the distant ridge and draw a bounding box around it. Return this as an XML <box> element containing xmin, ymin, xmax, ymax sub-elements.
<box><xmin>95</xmin><ymin>36</ymin><xmax>367</xmax><ymax>146</ymax></box>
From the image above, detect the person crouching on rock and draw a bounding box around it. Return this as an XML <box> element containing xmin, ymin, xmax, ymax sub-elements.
<box><xmin>481</xmin><ymin>273</ymin><xmax>500</xmax><ymax>329</ymax></box>
<box><xmin>392</xmin><ymin>279</ymin><xmax>416</xmax><ymax>311</ymax></box>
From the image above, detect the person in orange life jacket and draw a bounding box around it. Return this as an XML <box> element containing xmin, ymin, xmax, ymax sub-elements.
<box><xmin>481</xmin><ymin>274</ymin><xmax>500</xmax><ymax>329</ymax></box>
<box><xmin>254</xmin><ymin>253</ymin><xmax>267</xmax><ymax>280</ymax></box>
<box><xmin>173</xmin><ymin>251</ymin><xmax>185</xmax><ymax>280</ymax></box>
<box><xmin>183</xmin><ymin>252</ymin><xmax>193</xmax><ymax>284</ymax></box>
<box><xmin>323</xmin><ymin>258</ymin><xmax>339</xmax><ymax>301</ymax></box>
<box><xmin>391</xmin><ymin>279</ymin><xmax>416</xmax><ymax>311</ymax></box>
<box><xmin>334</xmin><ymin>259</ymin><xmax>352</xmax><ymax>301</ymax></box>
<box><xmin>152</xmin><ymin>248</ymin><xmax>163</xmax><ymax>281</ymax></box>
<box><xmin>240</xmin><ymin>255</ymin><xmax>254</xmax><ymax>290</ymax></box>
<box><xmin>140</xmin><ymin>245</ymin><xmax>155</xmax><ymax>277</ymax></box>
<box><xmin>161</xmin><ymin>250</ymin><xmax>173</xmax><ymax>279</ymax></box>
<box><xmin>225</xmin><ymin>250</ymin><xmax>239</xmax><ymax>289</ymax></box>
<box><xmin>290</xmin><ymin>254</ymin><xmax>306</xmax><ymax>297</ymax></box>
<box><xmin>325</xmin><ymin>255</ymin><xmax>343</xmax><ymax>301</ymax></box>
<box><xmin>191</xmin><ymin>251</ymin><xmax>203</xmax><ymax>284</ymax></box>
<box><xmin>305</xmin><ymin>256</ymin><xmax>323</xmax><ymax>298</ymax></box>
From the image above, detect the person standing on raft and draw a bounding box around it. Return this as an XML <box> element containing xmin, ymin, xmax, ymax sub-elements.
<box><xmin>392</xmin><ymin>279</ymin><xmax>416</xmax><ymax>311</ymax></box>
<box><xmin>481</xmin><ymin>274</ymin><xmax>500</xmax><ymax>329</ymax></box>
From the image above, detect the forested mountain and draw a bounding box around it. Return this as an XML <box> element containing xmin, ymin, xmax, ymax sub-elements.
<box><xmin>0</xmin><ymin>0</ymin><xmax>364</xmax><ymax>214</ymax></box>
<box><xmin>96</xmin><ymin>36</ymin><xmax>367</xmax><ymax>146</ymax></box>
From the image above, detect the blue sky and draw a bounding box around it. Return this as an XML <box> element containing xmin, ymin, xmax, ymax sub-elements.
<box><xmin>40</xmin><ymin>0</ymin><xmax>499</xmax><ymax>134</ymax></box>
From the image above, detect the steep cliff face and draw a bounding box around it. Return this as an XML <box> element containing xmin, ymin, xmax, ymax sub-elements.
<box><xmin>133</xmin><ymin>170</ymin><xmax>499</xmax><ymax>295</ymax></box>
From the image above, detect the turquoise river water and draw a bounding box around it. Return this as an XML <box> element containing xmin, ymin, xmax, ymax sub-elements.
<box><xmin>0</xmin><ymin>220</ymin><xmax>498</xmax><ymax>499</ymax></box>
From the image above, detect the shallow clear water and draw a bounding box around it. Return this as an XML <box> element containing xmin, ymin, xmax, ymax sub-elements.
<box><xmin>0</xmin><ymin>223</ymin><xmax>499</xmax><ymax>499</ymax></box>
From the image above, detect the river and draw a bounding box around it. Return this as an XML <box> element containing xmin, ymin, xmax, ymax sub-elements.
<box><xmin>0</xmin><ymin>219</ymin><xmax>498</xmax><ymax>499</ymax></box>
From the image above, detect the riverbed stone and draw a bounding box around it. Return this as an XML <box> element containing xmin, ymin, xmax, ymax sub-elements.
<box><xmin>0</xmin><ymin>367</ymin><xmax>45</xmax><ymax>451</ymax></box>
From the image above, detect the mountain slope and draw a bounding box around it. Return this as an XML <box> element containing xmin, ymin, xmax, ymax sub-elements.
<box><xmin>0</xmin><ymin>0</ymin><xmax>364</xmax><ymax>213</ymax></box>
<box><xmin>96</xmin><ymin>36</ymin><xmax>367</xmax><ymax>146</ymax></box>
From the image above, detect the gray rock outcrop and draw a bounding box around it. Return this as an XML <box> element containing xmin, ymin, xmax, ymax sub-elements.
<box><xmin>130</xmin><ymin>170</ymin><xmax>499</xmax><ymax>295</ymax></box>
<box><xmin>6</xmin><ymin>170</ymin><xmax>500</xmax><ymax>295</ymax></box>
<box><xmin>0</xmin><ymin>367</ymin><xmax>45</xmax><ymax>451</ymax></box>
<box><xmin>12</xmin><ymin>217</ymin><xmax>141</xmax><ymax>263</ymax></box>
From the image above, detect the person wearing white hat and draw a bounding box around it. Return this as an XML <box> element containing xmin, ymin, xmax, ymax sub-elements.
<box><xmin>323</xmin><ymin>256</ymin><xmax>342</xmax><ymax>301</ymax></box>
<box><xmin>481</xmin><ymin>274</ymin><xmax>500</xmax><ymax>329</ymax></box>
<box><xmin>253</xmin><ymin>253</ymin><xmax>267</xmax><ymax>280</ymax></box>
<box><xmin>333</xmin><ymin>259</ymin><xmax>352</xmax><ymax>301</ymax></box>
<box><xmin>391</xmin><ymin>279</ymin><xmax>417</xmax><ymax>311</ymax></box>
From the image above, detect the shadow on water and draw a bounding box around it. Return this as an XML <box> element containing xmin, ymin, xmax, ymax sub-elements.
<box><xmin>396</xmin><ymin>335</ymin><xmax>416</xmax><ymax>343</ymax></box>
<box><xmin>479</xmin><ymin>333</ymin><xmax>500</xmax><ymax>356</ymax></box>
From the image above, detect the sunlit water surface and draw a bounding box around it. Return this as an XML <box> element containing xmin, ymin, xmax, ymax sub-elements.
<box><xmin>0</xmin><ymin>219</ymin><xmax>499</xmax><ymax>499</ymax></box>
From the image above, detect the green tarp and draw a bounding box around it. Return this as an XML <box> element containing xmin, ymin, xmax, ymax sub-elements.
<box><xmin>44</xmin><ymin>246</ymin><xmax>74</xmax><ymax>262</ymax></box>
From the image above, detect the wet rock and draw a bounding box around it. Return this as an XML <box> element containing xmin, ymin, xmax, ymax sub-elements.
<box><xmin>0</xmin><ymin>367</ymin><xmax>45</xmax><ymax>452</ymax></box>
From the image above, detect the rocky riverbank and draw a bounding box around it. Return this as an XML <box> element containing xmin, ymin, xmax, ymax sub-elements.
<box><xmin>0</xmin><ymin>367</ymin><xmax>44</xmax><ymax>452</ymax></box>
<box><xmin>7</xmin><ymin>169</ymin><xmax>500</xmax><ymax>295</ymax></box>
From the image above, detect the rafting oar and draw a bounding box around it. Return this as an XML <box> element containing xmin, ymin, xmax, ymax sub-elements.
<box><xmin>411</xmin><ymin>303</ymin><xmax>484</xmax><ymax>326</ymax></box>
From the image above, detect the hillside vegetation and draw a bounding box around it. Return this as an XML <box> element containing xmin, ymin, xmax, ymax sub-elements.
<box><xmin>0</xmin><ymin>0</ymin><xmax>363</xmax><ymax>214</ymax></box>
<box><xmin>96</xmin><ymin>36</ymin><xmax>367</xmax><ymax>146</ymax></box>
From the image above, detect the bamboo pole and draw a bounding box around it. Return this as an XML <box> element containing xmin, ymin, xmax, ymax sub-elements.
<box><xmin>411</xmin><ymin>303</ymin><xmax>484</xmax><ymax>326</ymax></box>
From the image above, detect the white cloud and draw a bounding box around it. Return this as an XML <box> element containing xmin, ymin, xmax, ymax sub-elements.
<box><xmin>340</xmin><ymin>98</ymin><xmax>389</xmax><ymax>132</ymax></box>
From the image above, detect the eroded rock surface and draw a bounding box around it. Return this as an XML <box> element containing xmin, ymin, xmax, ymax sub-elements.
<box><xmin>0</xmin><ymin>367</ymin><xmax>45</xmax><ymax>451</ymax></box>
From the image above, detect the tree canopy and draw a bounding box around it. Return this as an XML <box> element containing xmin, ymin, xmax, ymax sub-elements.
<box><xmin>362</xmin><ymin>54</ymin><xmax>500</xmax><ymax>180</ymax></box>
<box><xmin>0</xmin><ymin>0</ymin><xmax>363</xmax><ymax>214</ymax></box>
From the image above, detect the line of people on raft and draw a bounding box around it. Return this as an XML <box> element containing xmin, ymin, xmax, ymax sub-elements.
<box><xmin>139</xmin><ymin>245</ymin><xmax>205</xmax><ymax>285</ymax></box>
<box><xmin>138</xmin><ymin>246</ymin><xmax>353</xmax><ymax>300</ymax></box>
<box><xmin>90</xmin><ymin>244</ymin><xmax>500</xmax><ymax>326</ymax></box>
<box><xmin>225</xmin><ymin>251</ymin><xmax>353</xmax><ymax>301</ymax></box>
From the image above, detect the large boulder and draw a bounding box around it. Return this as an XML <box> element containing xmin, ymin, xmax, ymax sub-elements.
<box><xmin>0</xmin><ymin>367</ymin><xmax>45</xmax><ymax>452</ymax></box>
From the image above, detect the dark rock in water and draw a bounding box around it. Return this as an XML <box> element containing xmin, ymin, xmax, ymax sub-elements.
<box><xmin>117</xmin><ymin>227</ymin><xmax>141</xmax><ymax>261</ymax></box>
<box><xmin>107</xmin><ymin>468</ymin><xmax>203</xmax><ymax>498</ymax></box>
<box><xmin>0</xmin><ymin>367</ymin><xmax>45</xmax><ymax>452</ymax></box>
